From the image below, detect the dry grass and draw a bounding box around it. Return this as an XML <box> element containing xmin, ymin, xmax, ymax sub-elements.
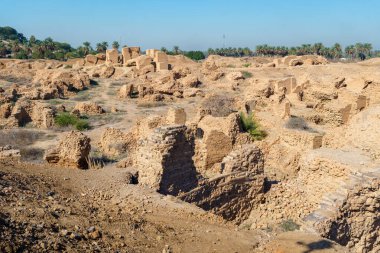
<box><xmin>137</xmin><ymin>101</ymin><xmax>166</xmax><ymax>108</ymax></box>
<box><xmin>85</xmin><ymin>156</ymin><xmax>105</xmax><ymax>170</ymax></box>
<box><xmin>71</xmin><ymin>90</ymin><xmax>90</xmax><ymax>101</ymax></box>
<box><xmin>0</xmin><ymin>129</ymin><xmax>48</xmax><ymax>146</ymax></box>
<box><xmin>86</xmin><ymin>149</ymin><xmax>115</xmax><ymax>169</ymax></box>
<box><xmin>0</xmin><ymin>129</ymin><xmax>55</xmax><ymax>162</ymax></box>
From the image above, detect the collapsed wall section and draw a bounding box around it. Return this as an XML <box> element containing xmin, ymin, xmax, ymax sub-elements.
<box><xmin>180</xmin><ymin>145</ymin><xmax>265</xmax><ymax>223</ymax></box>
<box><xmin>136</xmin><ymin>125</ymin><xmax>198</xmax><ymax>195</ymax></box>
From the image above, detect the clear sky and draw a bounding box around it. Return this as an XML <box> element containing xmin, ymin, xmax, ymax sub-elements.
<box><xmin>1</xmin><ymin>0</ymin><xmax>379</xmax><ymax>50</ymax></box>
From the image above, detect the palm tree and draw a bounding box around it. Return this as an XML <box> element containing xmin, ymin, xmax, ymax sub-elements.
<box><xmin>161</xmin><ymin>47</ymin><xmax>168</xmax><ymax>53</ymax></box>
<box><xmin>331</xmin><ymin>43</ymin><xmax>342</xmax><ymax>59</ymax></box>
<box><xmin>242</xmin><ymin>47</ymin><xmax>251</xmax><ymax>56</ymax></box>
<box><xmin>82</xmin><ymin>41</ymin><xmax>91</xmax><ymax>55</ymax></box>
<box><xmin>355</xmin><ymin>43</ymin><xmax>364</xmax><ymax>56</ymax></box>
<box><xmin>345</xmin><ymin>45</ymin><xmax>355</xmax><ymax>59</ymax></box>
<box><xmin>312</xmin><ymin>43</ymin><xmax>324</xmax><ymax>55</ymax></box>
<box><xmin>96</xmin><ymin>43</ymin><xmax>103</xmax><ymax>53</ymax></box>
<box><xmin>11</xmin><ymin>41</ymin><xmax>21</xmax><ymax>53</ymax></box>
<box><xmin>112</xmin><ymin>41</ymin><xmax>119</xmax><ymax>50</ymax></box>
<box><xmin>0</xmin><ymin>42</ymin><xmax>7</xmax><ymax>57</ymax></box>
<box><xmin>288</xmin><ymin>47</ymin><xmax>297</xmax><ymax>56</ymax></box>
<box><xmin>173</xmin><ymin>46</ymin><xmax>180</xmax><ymax>55</ymax></box>
<box><xmin>101</xmin><ymin>41</ymin><xmax>108</xmax><ymax>52</ymax></box>
<box><xmin>29</xmin><ymin>35</ymin><xmax>36</xmax><ymax>47</ymax></box>
<box><xmin>363</xmin><ymin>43</ymin><xmax>372</xmax><ymax>57</ymax></box>
<box><xmin>43</xmin><ymin>37</ymin><xmax>55</xmax><ymax>51</ymax></box>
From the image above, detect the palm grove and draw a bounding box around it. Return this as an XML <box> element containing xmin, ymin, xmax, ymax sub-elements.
<box><xmin>0</xmin><ymin>26</ymin><xmax>377</xmax><ymax>61</ymax></box>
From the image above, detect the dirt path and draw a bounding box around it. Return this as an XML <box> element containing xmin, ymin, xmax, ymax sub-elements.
<box><xmin>0</xmin><ymin>160</ymin><xmax>267</xmax><ymax>252</ymax></box>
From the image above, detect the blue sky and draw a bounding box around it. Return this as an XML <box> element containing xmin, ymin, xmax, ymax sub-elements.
<box><xmin>1</xmin><ymin>0</ymin><xmax>379</xmax><ymax>50</ymax></box>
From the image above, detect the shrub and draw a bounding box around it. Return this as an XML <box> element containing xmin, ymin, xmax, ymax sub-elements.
<box><xmin>241</xmin><ymin>71</ymin><xmax>253</xmax><ymax>78</ymax></box>
<box><xmin>240</xmin><ymin>112</ymin><xmax>267</xmax><ymax>141</ymax></box>
<box><xmin>15</xmin><ymin>50</ymin><xmax>28</xmax><ymax>59</ymax></box>
<box><xmin>75</xmin><ymin>119</ymin><xmax>90</xmax><ymax>131</ymax></box>
<box><xmin>184</xmin><ymin>51</ymin><xmax>206</xmax><ymax>61</ymax></box>
<box><xmin>55</xmin><ymin>112</ymin><xmax>90</xmax><ymax>131</ymax></box>
<box><xmin>242</xmin><ymin>63</ymin><xmax>251</xmax><ymax>68</ymax></box>
<box><xmin>280</xmin><ymin>219</ymin><xmax>300</xmax><ymax>232</ymax></box>
<box><xmin>55</xmin><ymin>112</ymin><xmax>77</xmax><ymax>127</ymax></box>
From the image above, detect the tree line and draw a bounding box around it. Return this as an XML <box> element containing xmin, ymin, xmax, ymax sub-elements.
<box><xmin>0</xmin><ymin>26</ymin><xmax>378</xmax><ymax>61</ymax></box>
<box><xmin>208</xmin><ymin>43</ymin><xmax>375</xmax><ymax>60</ymax></box>
<box><xmin>0</xmin><ymin>26</ymin><xmax>128</xmax><ymax>60</ymax></box>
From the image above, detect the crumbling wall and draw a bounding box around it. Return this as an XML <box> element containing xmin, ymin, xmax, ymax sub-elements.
<box><xmin>44</xmin><ymin>131</ymin><xmax>91</xmax><ymax>169</ymax></box>
<box><xmin>317</xmin><ymin>179</ymin><xmax>380</xmax><ymax>253</ymax></box>
<box><xmin>180</xmin><ymin>145</ymin><xmax>265</xmax><ymax>224</ymax></box>
<box><xmin>106</xmin><ymin>49</ymin><xmax>119</xmax><ymax>64</ymax></box>
<box><xmin>2</xmin><ymin>100</ymin><xmax>56</xmax><ymax>128</ymax></box>
<box><xmin>194</xmin><ymin>113</ymin><xmax>241</xmax><ymax>175</ymax></box>
<box><xmin>137</xmin><ymin>125</ymin><xmax>198</xmax><ymax>195</ymax></box>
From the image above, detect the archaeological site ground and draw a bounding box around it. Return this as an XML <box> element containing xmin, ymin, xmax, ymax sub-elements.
<box><xmin>1</xmin><ymin>43</ymin><xmax>380</xmax><ymax>253</ymax></box>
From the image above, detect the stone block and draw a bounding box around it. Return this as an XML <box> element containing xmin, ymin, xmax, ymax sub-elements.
<box><xmin>156</xmin><ymin>61</ymin><xmax>169</xmax><ymax>71</ymax></box>
<box><xmin>106</xmin><ymin>49</ymin><xmax>119</xmax><ymax>64</ymax></box>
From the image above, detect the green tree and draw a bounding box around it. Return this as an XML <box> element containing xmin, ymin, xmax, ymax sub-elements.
<box><xmin>312</xmin><ymin>43</ymin><xmax>324</xmax><ymax>55</ymax></box>
<box><xmin>184</xmin><ymin>51</ymin><xmax>205</xmax><ymax>61</ymax></box>
<box><xmin>0</xmin><ymin>42</ymin><xmax>8</xmax><ymax>57</ymax></box>
<box><xmin>96</xmin><ymin>42</ymin><xmax>108</xmax><ymax>53</ymax></box>
<box><xmin>173</xmin><ymin>46</ymin><xmax>180</xmax><ymax>55</ymax></box>
<box><xmin>82</xmin><ymin>41</ymin><xmax>91</xmax><ymax>55</ymax></box>
<box><xmin>96</xmin><ymin>43</ymin><xmax>103</xmax><ymax>53</ymax></box>
<box><xmin>101</xmin><ymin>41</ymin><xmax>108</xmax><ymax>51</ymax></box>
<box><xmin>363</xmin><ymin>43</ymin><xmax>373</xmax><ymax>57</ymax></box>
<box><xmin>29</xmin><ymin>35</ymin><xmax>36</xmax><ymax>46</ymax></box>
<box><xmin>11</xmin><ymin>41</ymin><xmax>21</xmax><ymax>53</ymax></box>
<box><xmin>15</xmin><ymin>49</ymin><xmax>28</xmax><ymax>59</ymax></box>
<box><xmin>345</xmin><ymin>45</ymin><xmax>355</xmax><ymax>59</ymax></box>
<box><xmin>112</xmin><ymin>41</ymin><xmax>119</xmax><ymax>50</ymax></box>
<box><xmin>331</xmin><ymin>43</ymin><xmax>343</xmax><ymax>59</ymax></box>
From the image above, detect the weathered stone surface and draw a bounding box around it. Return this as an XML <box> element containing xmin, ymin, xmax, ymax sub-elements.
<box><xmin>44</xmin><ymin>131</ymin><xmax>91</xmax><ymax>169</ymax></box>
<box><xmin>0</xmin><ymin>145</ymin><xmax>21</xmax><ymax>159</ymax></box>
<box><xmin>156</xmin><ymin>62</ymin><xmax>169</xmax><ymax>71</ymax></box>
<box><xmin>275</xmin><ymin>77</ymin><xmax>297</xmax><ymax>94</ymax></box>
<box><xmin>106</xmin><ymin>49</ymin><xmax>119</xmax><ymax>64</ymax></box>
<box><xmin>154</xmin><ymin>51</ymin><xmax>168</xmax><ymax>63</ymax></box>
<box><xmin>129</xmin><ymin>47</ymin><xmax>141</xmax><ymax>59</ymax></box>
<box><xmin>71</xmin><ymin>102</ymin><xmax>105</xmax><ymax>116</ymax></box>
<box><xmin>137</xmin><ymin>125</ymin><xmax>198</xmax><ymax>195</ymax></box>
<box><xmin>85</xmin><ymin>54</ymin><xmax>98</xmax><ymax>65</ymax></box>
<box><xmin>194</xmin><ymin>113</ymin><xmax>241</xmax><ymax>173</ymax></box>
<box><xmin>166</xmin><ymin>107</ymin><xmax>186</xmax><ymax>125</ymax></box>
<box><xmin>1</xmin><ymin>100</ymin><xmax>55</xmax><ymax>128</ymax></box>
<box><xmin>118</xmin><ymin>84</ymin><xmax>134</xmax><ymax>99</ymax></box>
<box><xmin>136</xmin><ymin>55</ymin><xmax>152</xmax><ymax>70</ymax></box>
<box><xmin>97</xmin><ymin>127</ymin><xmax>129</xmax><ymax>157</ymax></box>
<box><xmin>122</xmin><ymin>47</ymin><xmax>131</xmax><ymax>64</ymax></box>
<box><xmin>100</xmin><ymin>66</ymin><xmax>115</xmax><ymax>78</ymax></box>
<box><xmin>315</xmin><ymin>178</ymin><xmax>380</xmax><ymax>253</ymax></box>
<box><xmin>227</xmin><ymin>71</ymin><xmax>244</xmax><ymax>81</ymax></box>
<box><xmin>180</xmin><ymin>145</ymin><xmax>265</xmax><ymax>224</ymax></box>
<box><xmin>32</xmin><ymin>69</ymin><xmax>90</xmax><ymax>98</ymax></box>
